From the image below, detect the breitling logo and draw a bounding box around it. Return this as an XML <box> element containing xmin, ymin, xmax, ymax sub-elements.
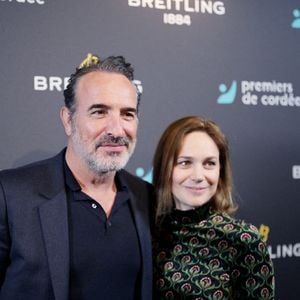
<box><xmin>259</xmin><ymin>224</ymin><xmax>270</xmax><ymax>242</ymax></box>
<box><xmin>0</xmin><ymin>0</ymin><xmax>45</xmax><ymax>4</ymax></box>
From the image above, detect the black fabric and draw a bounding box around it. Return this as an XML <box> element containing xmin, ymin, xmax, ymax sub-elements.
<box><xmin>64</xmin><ymin>161</ymin><xmax>141</xmax><ymax>300</ymax></box>
<box><xmin>0</xmin><ymin>150</ymin><xmax>153</xmax><ymax>300</ymax></box>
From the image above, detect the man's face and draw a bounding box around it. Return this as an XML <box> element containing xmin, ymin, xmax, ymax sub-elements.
<box><xmin>63</xmin><ymin>71</ymin><xmax>138</xmax><ymax>174</ymax></box>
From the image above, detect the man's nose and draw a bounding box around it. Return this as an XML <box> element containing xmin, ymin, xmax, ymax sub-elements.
<box><xmin>105</xmin><ymin>114</ymin><xmax>124</xmax><ymax>136</ymax></box>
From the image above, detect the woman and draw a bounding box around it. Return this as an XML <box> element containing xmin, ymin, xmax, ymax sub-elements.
<box><xmin>152</xmin><ymin>116</ymin><xmax>275</xmax><ymax>299</ymax></box>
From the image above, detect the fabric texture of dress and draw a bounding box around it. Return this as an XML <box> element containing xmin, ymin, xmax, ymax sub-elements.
<box><xmin>153</xmin><ymin>203</ymin><xmax>275</xmax><ymax>299</ymax></box>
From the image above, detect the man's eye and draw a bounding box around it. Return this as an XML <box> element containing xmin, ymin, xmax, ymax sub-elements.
<box><xmin>91</xmin><ymin>110</ymin><xmax>105</xmax><ymax>116</ymax></box>
<box><xmin>122</xmin><ymin>111</ymin><xmax>136</xmax><ymax>120</ymax></box>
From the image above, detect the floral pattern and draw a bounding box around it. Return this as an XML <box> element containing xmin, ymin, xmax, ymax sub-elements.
<box><xmin>153</xmin><ymin>203</ymin><xmax>275</xmax><ymax>299</ymax></box>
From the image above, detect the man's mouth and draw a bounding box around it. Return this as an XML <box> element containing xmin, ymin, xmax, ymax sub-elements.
<box><xmin>96</xmin><ymin>135</ymin><xmax>129</xmax><ymax>150</ymax></box>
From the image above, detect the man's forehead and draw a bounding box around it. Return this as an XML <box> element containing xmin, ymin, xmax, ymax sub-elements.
<box><xmin>74</xmin><ymin>71</ymin><xmax>138</xmax><ymax>109</ymax></box>
<box><xmin>77</xmin><ymin>71</ymin><xmax>132</xmax><ymax>89</ymax></box>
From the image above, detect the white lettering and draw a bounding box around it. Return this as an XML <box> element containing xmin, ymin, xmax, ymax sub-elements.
<box><xmin>214</xmin><ymin>1</ymin><xmax>225</xmax><ymax>15</ymax></box>
<box><xmin>293</xmin><ymin>166</ymin><xmax>300</xmax><ymax>179</ymax></box>
<box><xmin>200</xmin><ymin>0</ymin><xmax>213</xmax><ymax>13</ymax></box>
<box><xmin>282</xmin><ymin>244</ymin><xmax>293</xmax><ymax>258</ymax></box>
<box><xmin>34</xmin><ymin>76</ymin><xmax>70</xmax><ymax>92</ymax></box>
<box><xmin>173</xmin><ymin>0</ymin><xmax>183</xmax><ymax>11</ymax></box>
<box><xmin>261</xmin><ymin>94</ymin><xmax>300</xmax><ymax>106</ymax></box>
<box><xmin>34</xmin><ymin>76</ymin><xmax>47</xmax><ymax>91</ymax></box>
<box><xmin>64</xmin><ymin>77</ymin><xmax>70</xmax><ymax>90</ymax></box>
<box><xmin>155</xmin><ymin>0</ymin><xmax>166</xmax><ymax>9</ymax></box>
<box><xmin>268</xmin><ymin>243</ymin><xmax>300</xmax><ymax>259</ymax></box>
<box><xmin>128</xmin><ymin>0</ymin><xmax>140</xmax><ymax>7</ymax></box>
<box><xmin>128</xmin><ymin>0</ymin><xmax>226</xmax><ymax>17</ymax></box>
<box><xmin>241</xmin><ymin>80</ymin><xmax>294</xmax><ymax>94</ymax></box>
<box><xmin>184</xmin><ymin>0</ymin><xmax>194</xmax><ymax>12</ymax></box>
<box><xmin>163</xmin><ymin>13</ymin><xmax>191</xmax><ymax>25</ymax></box>
<box><xmin>166</xmin><ymin>0</ymin><xmax>172</xmax><ymax>9</ymax></box>
<box><xmin>241</xmin><ymin>92</ymin><xmax>258</xmax><ymax>105</ymax></box>
<box><xmin>143</xmin><ymin>0</ymin><xmax>154</xmax><ymax>8</ymax></box>
<box><xmin>49</xmin><ymin>77</ymin><xmax>63</xmax><ymax>91</ymax></box>
<box><xmin>7</xmin><ymin>0</ymin><xmax>45</xmax><ymax>3</ymax></box>
<box><xmin>241</xmin><ymin>81</ymin><xmax>251</xmax><ymax>94</ymax></box>
<box><xmin>133</xmin><ymin>80</ymin><xmax>144</xmax><ymax>94</ymax></box>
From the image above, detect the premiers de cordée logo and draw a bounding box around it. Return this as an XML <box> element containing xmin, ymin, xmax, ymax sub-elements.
<box><xmin>217</xmin><ymin>80</ymin><xmax>300</xmax><ymax>107</ymax></box>
<box><xmin>128</xmin><ymin>0</ymin><xmax>226</xmax><ymax>26</ymax></box>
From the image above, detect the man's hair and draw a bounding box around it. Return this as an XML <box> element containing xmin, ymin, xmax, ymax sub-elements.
<box><xmin>63</xmin><ymin>54</ymin><xmax>141</xmax><ymax>115</ymax></box>
<box><xmin>153</xmin><ymin>116</ymin><xmax>237</xmax><ymax>224</ymax></box>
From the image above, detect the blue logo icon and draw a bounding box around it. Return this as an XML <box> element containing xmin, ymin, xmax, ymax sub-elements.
<box><xmin>291</xmin><ymin>9</ymin><xmax>300</xmax><ymax>28</ymax></box>
<box><xmin>135</xmin><ymin>167</ymin><xmax>153</xmax><ymax>183</ymax></box>
<box><xmin>217</xmin><ymin>80</ymin><xmax>237</xmax><ymax>104</ymax></box>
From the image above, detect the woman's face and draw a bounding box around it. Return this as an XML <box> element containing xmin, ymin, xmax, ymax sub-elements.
<box><xmin>172</xmin><ymin>131</ymin><xmax>220</xmax><ymax>211</ymax></box>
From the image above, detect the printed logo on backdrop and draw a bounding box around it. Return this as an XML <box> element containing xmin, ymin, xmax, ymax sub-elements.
<box><xmin>292</xmin><ymin>165</ymin><xmax>300</xmax><ymax>179</ymax></box>
<box><xmin>33</xmin><ymin>76</ymin><xmax>143</xmax><ymax>94</ymax></box>
<box><xmin>136</xmin><ymin>167</ymin><xmax>153</xmax><ymax>183</ymax></box>
<box><xmin>0</xmin><ymin>0</ymin><xmax>45</xmax><ymax>4</ymax></box>
<box><xmin>217</xmin><ymin>81</ymin><xmax>237</xmax><ymax>104</ymax></box>
<box><xmin>128</xmin><ymin>0</ymin><xmax>226</xmax><ymax>26</ymax></box>
<box><xmin>259</xmin><ymin>224</ymin><xmax>300</xmax><ymax>260</ymax></box>
<box><xmin>291</xmin><ymin>9</ymin><xmax>300</xmax><ymax>29</ymax></box>
<box><xmin>217</xmin><ymin>80</ymin><xmax>300</xmax><ymax>108</ymax></box>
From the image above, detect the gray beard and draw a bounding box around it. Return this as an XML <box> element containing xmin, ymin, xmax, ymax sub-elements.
<box><xmin>72</xmin><ymin>130</ymin><xmax>136</xmax><ymax>175</ymax></box>
<box><xmin>83</xmin><ymin>148</ymin><xmax>134</xmax><ymax>174</ymax></box>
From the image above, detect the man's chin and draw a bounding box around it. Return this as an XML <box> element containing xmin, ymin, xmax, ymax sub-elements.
<box><xmin>95</xmin><ymin>157</ymin><xmax>130</xmax><ymax>172</ymax></box>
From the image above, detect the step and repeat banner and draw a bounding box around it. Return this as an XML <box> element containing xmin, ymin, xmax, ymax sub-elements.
<box><xmin>1</xmin><ymin>0</ymin><xmax>299</xmax><ymax>298</ymax></box>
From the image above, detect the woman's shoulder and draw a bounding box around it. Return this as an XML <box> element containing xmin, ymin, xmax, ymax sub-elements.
<box><xmin>207</xmin><ymin>210</ymin><xmax>263</xmax><ymax>245</ymax></box>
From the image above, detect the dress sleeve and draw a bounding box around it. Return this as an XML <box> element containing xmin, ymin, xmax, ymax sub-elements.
<box><xmin>232</xmin><ymin>224</ymin><xmax>275</xmax><ymax>299</ymax></box>
<box><xmin>0</xmin><ymin>177</ymin><xmax>11</xmax><ymax>288</ymax></box>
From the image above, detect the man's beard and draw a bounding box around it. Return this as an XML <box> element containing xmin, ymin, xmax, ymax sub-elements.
<box><xmin>71</xmin><ymin>126</ymin><xmax>136</xmax><ymax>175</ymax></box>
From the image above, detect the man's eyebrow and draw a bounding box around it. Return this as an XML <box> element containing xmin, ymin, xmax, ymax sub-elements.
<box><xmin>121</xmin><ymin>107</ymin><xmax>138</xmax><ymax>114</ymax></box>
<box><xmin>87</xmin><ymin>104</ymin><xmax>138</xmax><ymax>114</ymax></box>
<box><xmin>87</xmin><ymin>104</ymin><xmax>109</xmax><ymax>111</ymax></box>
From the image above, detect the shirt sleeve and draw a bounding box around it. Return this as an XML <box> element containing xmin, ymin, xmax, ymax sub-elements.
<box><xmin>232</xmin><ymin>224</ymin><xmax>275</xmax><ymax>300</ymax></box>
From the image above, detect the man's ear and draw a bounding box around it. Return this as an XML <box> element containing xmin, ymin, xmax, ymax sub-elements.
<box><xmin>60</xmin><ymin>106</ymin><xmax>73</xmax><ymax>136</ymax></box>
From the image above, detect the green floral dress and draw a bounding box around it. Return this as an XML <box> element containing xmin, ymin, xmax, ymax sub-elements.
<box><xmin>153</xmin><ymin>203</ymin><xmax>275</xmax><ymax>299</ymax></box>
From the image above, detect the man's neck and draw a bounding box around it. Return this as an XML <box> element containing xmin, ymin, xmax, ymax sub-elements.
<box><xmin>65</xmin><ymin>148</ymin><xmax>118</xmax><ymax>217</ymax></box>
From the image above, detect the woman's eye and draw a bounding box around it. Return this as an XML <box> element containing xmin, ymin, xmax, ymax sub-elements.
<box><xmin>177</xmin><ymin>160</ymin><xmax>191</xmax><ymax>167</ymax></box>
<box><xmin>204</xmin><ymin>160</ymin><xmax>217</xmax><ymax>168</ymax></box>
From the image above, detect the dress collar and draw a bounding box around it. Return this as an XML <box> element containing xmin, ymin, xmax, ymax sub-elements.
<box><xmin>168</xmin><ymin>202</ymin><xmax>212</xmax><ymax>226</ymax></box>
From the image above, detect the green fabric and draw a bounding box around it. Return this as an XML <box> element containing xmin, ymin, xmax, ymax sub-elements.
<box><xmin>153</xmin><ymin>203</ymin><xmax>275</xmax><ymax>299</ymax></box>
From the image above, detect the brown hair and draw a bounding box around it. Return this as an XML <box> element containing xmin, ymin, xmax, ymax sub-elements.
<box><xmin>153</xmin><ymin>116</ymin><xmax>237</xmax><ymax>223</ymax></box>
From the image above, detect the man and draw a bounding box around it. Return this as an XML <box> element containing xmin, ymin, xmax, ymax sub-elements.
<box><xmin>0</xmin><ymin>54</ymin><xmax>153</xmax><ymax>300</ymax></box>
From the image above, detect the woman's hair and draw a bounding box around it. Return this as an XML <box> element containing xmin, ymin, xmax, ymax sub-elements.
<box><xmin>153</xmin><ymin>116</ymin><xmax>237</xmax><ymax>223</ymax></box>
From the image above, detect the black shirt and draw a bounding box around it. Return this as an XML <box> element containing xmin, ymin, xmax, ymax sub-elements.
<box><xmin>64</xmin><ymin>161</ymin><xmax>141</xmax><ymax>300</ymax></box>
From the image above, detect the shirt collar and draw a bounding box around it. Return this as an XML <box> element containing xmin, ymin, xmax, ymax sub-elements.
<box><xmin>63</xmin><ymin>158</ymin><xmax>128</xmax><ymax>193</ymax></box>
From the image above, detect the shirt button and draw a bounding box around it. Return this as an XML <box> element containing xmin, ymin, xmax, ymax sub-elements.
<box><xmin>107</xmin><ymin>221</ymin><xmax>112</xmax><ymax>227</ymax></box>
<box><xmin>91</xmin><ymin>203</ymin><xmax>97</xmax><ymax>209</ymax></box>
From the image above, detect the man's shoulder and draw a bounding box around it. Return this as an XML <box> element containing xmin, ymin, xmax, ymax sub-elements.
<box><xmin>0</xmin><ymin>150</ymin><xmax>65</xmax><ymax>183</ymax></box>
